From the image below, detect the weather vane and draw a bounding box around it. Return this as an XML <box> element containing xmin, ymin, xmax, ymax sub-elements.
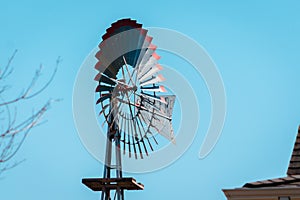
<box><xmin>82</xmin><ymin>18</ymin><xmax>176</xmax><ymax>200</ymax></box>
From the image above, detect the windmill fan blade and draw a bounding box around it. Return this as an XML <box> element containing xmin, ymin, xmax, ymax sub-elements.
<box><xmin>127</xmin><ymin>114</ymin><xmax>138</xmax><ymax>159</ymax></box>
<box><xmin>96</xmin><ymin>20</ymin><xmax>149</xmax><ymax>79</ymax></box>
<box><xmin>96</xmin><ymin>93</ymin><xmax>112</xmax><ymax>104</ymax></box>
<box><xmin>135</xmin><ymin>115</ymin><xmax>149</xmax><ymax>156</ymax></box>
<box><xmin>95</xmin><ymin>85</ymin><xmax>114</xmax><ymax>92</ymax></box>
<box><xmin>136</xmin><ymin>44</ymin><xmax>157</xmax><ymax>71</ymax></box>
<box><xmin>99</xmin><ymin>104</ymin><xmax>110</xmax><ymax>116</ymax></box>
<box><xmin>102</xmin><ymin>18</ymin><xmax>141</xmax><ymax>40</ymax></box>
<box><xmin>139</xmin><ymin>64</ymin><xmax>163</xmax><ymax>82</ymax></box>
<box><xmin>100</xmin><ymin>19</ymin><xmax>142</xmax><ymax>65</ymax></box>
<box><xmin>141</xmin><ymin>85</ymin><xmax>166</xmax><ymax>93</ymax></box>
<box><xmin>127</xmin><ymin>116</ymin><xmax>132</xmax><ymax>158</ymax></box>
<box><xmin>95</xmin><ymin>73</ymin><xmax>116</xmax><ymax>85</ymax></box>
<box><xmin>138</xmin><ymin>53</ymin><xmax>160</xmax><ymax>78</ymax></box>
<box><xmin>140</xmin><ymin>74</ymin><xmax>165</xmax><ymax>87</ymax></box>
<box><xmin>132</xmin><ymin>29</ymin><xmax>148</xmax><ymax>67</ymax></box>
<box><xmin>134</xmin><ymin>35</ymin><xmax>153</xmax><ymax>69</ymax></box>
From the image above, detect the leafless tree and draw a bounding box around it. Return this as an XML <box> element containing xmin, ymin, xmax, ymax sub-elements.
<box><xmin>0</xmin><ymin>50</ymin><xmax>59</xmax><ymax>175</ymax></box>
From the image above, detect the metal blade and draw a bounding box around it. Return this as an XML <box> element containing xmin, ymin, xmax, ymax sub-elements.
<box><xmin>139</xmin><ymin>64</ymin><xmax>163</xmax><ymax>82</ymax></box>
<box><xmin>95</xmin><ymin>85</ymin><xmax>114</xmax><ymax>92</ymax></box>
<box><xmin>141</xmin><ymin>85</ymin><xmax>166</xmax><ymax>93</ymax></box>
<box><xmin>136</xmin><ymin>115</ymin><xmax>154</xmax><ymax>151</ymax></box>
<box><xmin>140</xmin><ymin>74</ymin><xmax>165</xmax><ymax>87</ymax></box>
<box><xmin>130</xmin><ymin>119</ymin><xmax>143</xmax><ymax>159</ymax></box>
<box><xmin>137</xmin><ymin>112</ymin><xmax>158</xmax><ymax>145</ymax></box>
<box><xmin>127</xmin><ymin>115</ymin><xmax>132</xmax><ymax>158</ymax></box>
<box><xmin>96</xmin><ymin>93</ymin><xmax>112</xmax><ymax>104</ymax></box>
<box><xmin>100</xmin><ymin>75</ymin><xmax>116</xmax><ymax>85</ymax></box>
<box><xmin>99</xmin><ymin>104</ymin><xmax>110</xmax><ymax>116</ymax></box>
<box><xmin>128</xmin><ymin>115</ymin><xmax>137</xmax><ymax>159</ymax></box>
<box><xmin>135</xmin><ymin>115</ymin><xmax>149</xmax><ymax>156</ymax></box>
<box><xmin>120</xmin><ymin>116</ymin><xmax>126</xmax><ymax>155</ymax></box>
<box><xmin>138</xmin><ymin>56</ymin><xmax>159</xmax><ymax>78</ymax></box>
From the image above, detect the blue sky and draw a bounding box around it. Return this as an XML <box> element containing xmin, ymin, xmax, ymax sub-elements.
<box><xmin>1</xmin><ymin>0</ymin><xmax>300</xmax><ymax>199</ymax></box>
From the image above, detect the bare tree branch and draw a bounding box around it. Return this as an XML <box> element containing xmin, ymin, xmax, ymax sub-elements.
<box><xmin>0</xmin><ymin>50</ymin><xmax>59</xmax><ymax>174</ymax></box>
<box><xmin>0</xmin><ymin>55</ymin><xmax>60</xmax><ymax>106</ymax></box>
<box><xmin>0</xmin><ymin>50</ymin><xmax>16</xmax><ymax>80</ymax></box>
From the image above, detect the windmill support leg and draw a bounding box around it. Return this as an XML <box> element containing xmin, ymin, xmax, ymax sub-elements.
<box><xmin>101</xmin><ymin>129</ymin><xmax>113</xmax><ymax>200</ymax></box>
<box><xmin>82</xmin><ymin>121</ymin><xmax>144</xmax><ymax>200</ymax></box>
<box><xmin>100</xmin><ymin>128</ymin><xmax>125</xmax><ymax>200</ymax></box>
<box><xmin>115</xmin><ymin>135</ymin><xmax>124</xmax><ymax>200</ymax></box>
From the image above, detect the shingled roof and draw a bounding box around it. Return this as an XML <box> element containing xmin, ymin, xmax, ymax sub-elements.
<box><xmin>287</xmin><ymin>126</ymin><xmax>300</xmax><ymax>175</ymax></box>
<box><xmin>243</xmin><ymin>175</ymin><xmax>300</xmax><ymax>188</ymax></box>
<box><xmin>242</xmin><ymin>126</ymin><xmax>300</xmax><ymax>189</ymax></box>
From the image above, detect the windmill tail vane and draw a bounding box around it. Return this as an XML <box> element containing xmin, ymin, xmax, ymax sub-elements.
<box><xmin>82</xmin><ymin>18</ymin><xmax>176</xmax><ymax>200</ymax></box>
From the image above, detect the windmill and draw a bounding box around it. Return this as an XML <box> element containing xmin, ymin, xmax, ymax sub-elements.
<box><xmin>82</xmin><ymin>18</ymin><xmax>176</xmax><ymax>200</ymax></box>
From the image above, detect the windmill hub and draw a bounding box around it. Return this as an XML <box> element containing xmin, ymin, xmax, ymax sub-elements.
<box><xmin>115</xmin><ymin>83</ymin><xmax>136</xmax><ymax>93</ymax></box>
<box><xmin>132</xmin><ymin>85</ymin><xmax>138</xmax><ymax>92</ymax></box>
